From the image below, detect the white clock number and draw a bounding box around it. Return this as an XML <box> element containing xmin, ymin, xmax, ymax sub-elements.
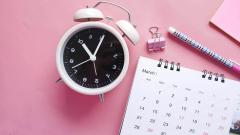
<box><xmin>112</xmin><ymin>65</ymin><xmax>117</xmax><ymax>70</ymax></box>
<box><xmin>110</xmin><ymin>43</ymin><xmax>113</xmax><ymax>48</ymax></box>
<box><xmin>95</xmin><ymin>78</ymin><xmax>99</xmax><ymax>84</ymax></box>
<box><xmin>69</xmin><ymin>59</ymin><xmax>74</xmax><ymax>63</ymax></box>
<box><xmin>78</xmin><ymin>39</ymin><xmax>83</xmax><ymax>44</ymax></box>
<box><xmin>74</xmin><ymin>69</ymin><xmax>77</xmax><ymax>74</ymax></box>
<box><xmin>89</xmin><ymin>34</ymin><xmax>92</xmax><ymax>39</ymax></box>
<box><xmin>113</xmin><ymin>54</ymin><xmax>118</xmax><ymax>59</ymax></box>
<box><xmin>71</xmin><ymin>48</ymin><xmax>75</xmax><ymax>52</ymax></box>
<box><xmin>83</xmin><ymin>77</ymin><xmax>87</xmax><ymax>82</ymax></box>
<box><xmin>106</xmin><ymin>74</ymin><xmax>110</xmax><ymax>78</ymax></box>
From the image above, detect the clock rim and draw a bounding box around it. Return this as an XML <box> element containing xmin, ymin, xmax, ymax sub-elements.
<box><xmin>56</xmin><ymin>22</ymin><xmax>129</xmax><ymax>95</ymax></box>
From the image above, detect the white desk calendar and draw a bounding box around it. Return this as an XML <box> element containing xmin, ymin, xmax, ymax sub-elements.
<box><xmin>56</xmin><ymin>1</ymin><xmax>139</xmax><ymax>102</ymax></box>
<box><xmin>120</xmin><ymin>57</ymin><xmax>240</xmax><ymax>135</ymax></box>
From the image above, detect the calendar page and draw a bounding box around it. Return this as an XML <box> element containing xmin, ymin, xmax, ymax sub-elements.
<box><xmin>120</xmin><ymin>57</ymin><xmax>240</xmax><ymax>135</ymax></box>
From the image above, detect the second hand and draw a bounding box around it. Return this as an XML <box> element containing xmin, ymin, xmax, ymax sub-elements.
<box><xmin>93</xmin><ymin>61</ymin><xmax>98</xmax><ymax>76</ymax></box>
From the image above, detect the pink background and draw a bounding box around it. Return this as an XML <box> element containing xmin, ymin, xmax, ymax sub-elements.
<box><xmin>0</xmin><ymin>0</ymin><xmax>239</xmax><ymax>135</ymax></box>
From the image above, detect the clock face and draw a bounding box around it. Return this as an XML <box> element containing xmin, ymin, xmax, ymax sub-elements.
<box><xmin>63</xmin><ymin>27</ymin><xmax>125</xmax><ymax>88</ymax></box>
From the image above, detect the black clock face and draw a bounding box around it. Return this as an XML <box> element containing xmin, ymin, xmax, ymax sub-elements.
<box><xmin>63</xmin><ymin>27</ymin><xmax>125</xmax><ymax>88</ymax></box>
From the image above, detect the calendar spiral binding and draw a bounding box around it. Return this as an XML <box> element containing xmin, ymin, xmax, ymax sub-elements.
<box><xmin>202</xmin><ymin>69</ymin><xmax>225</xmax><ymax>83</ymax></box>
<box><xmin>157</xmin><ymin>58</ymin><xmax>180</xmax><ymax>71</ymax></box>
<box><xmin>157</xmin><ymin>58</ymin><xmax>225</xmax><ymax>83</ymax></box>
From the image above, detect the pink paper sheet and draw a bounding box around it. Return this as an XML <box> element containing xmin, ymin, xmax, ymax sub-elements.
<box><xmin>211</xmin><ymin>0</ymin><xmax>240</xmax><ymax>43</ymax></box>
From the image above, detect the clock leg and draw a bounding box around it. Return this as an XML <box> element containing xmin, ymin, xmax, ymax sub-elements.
<box><xmin>56</xmin><ymin>77</ymin><xmax>62</xmax><ymax>83</ymax></box>
<box><xmin>99</xmin><ymin>94</ymin><xmax>104</xmax><ymax>102</ymax></box>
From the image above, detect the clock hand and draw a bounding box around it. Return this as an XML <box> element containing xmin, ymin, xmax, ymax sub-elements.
<box><xmin>93</xmin><ymin>61</ymin><xmax>98</xmax><ymax>76</ymax></box>
<box><xmin>82</xmin><ymin>43</ymin><xmax>96</xmax><ymax>61</ymax></box>
<box><xmin>93</xmin><ymin>35</ymin><xmax>105</xmax><ymax>56</ymax></box>
<box><xmin>72</xmin><ymin>59</ymin><xmax>91</xmax><ymax>69</ymax></box>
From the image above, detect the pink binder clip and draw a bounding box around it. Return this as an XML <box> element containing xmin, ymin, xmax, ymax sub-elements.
<box><xmin>147</xmin><ymin>27</ymin><xmax>166</xmax><ymax>52</ymax></box>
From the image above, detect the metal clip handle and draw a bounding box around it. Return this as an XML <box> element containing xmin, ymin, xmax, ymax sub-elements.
<box><xmin>149</xmin><ymin>26</ymin><xmax>161</xmax><ymax>38</ymax></box>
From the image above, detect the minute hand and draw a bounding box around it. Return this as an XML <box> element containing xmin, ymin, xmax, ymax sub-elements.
<box><xmin>93</xmin><ymin>35</ymin><xmax>105</xmax><ymax>56</ymax></box>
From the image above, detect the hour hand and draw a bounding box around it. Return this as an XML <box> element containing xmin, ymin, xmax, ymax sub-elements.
<box><xmin>82</xmin><ymin>43</ymin><xmax>96</xmax><ymax>61</ymax></box>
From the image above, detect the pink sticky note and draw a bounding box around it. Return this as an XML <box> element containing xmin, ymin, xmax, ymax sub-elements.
<box><xmin>210</xmin><ymin>0</ymin><xmax>240</xmax><ymax>43</ymax></box>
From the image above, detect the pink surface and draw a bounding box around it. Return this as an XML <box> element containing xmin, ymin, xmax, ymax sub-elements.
<box><xmin>210</xmin><ymin>0</ymin><xmax>240</xmax><ymax>43</ymax></box>
<box><xmin>0</xmin><ymin>0</ymin><xmax>239</xmax><ymax>134</ymax></box>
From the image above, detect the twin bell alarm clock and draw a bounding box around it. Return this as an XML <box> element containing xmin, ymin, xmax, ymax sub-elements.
<box><xmin>56</xmin><ymin>1</ymin><xmax>140</xmax><ymax>102</ymax></box>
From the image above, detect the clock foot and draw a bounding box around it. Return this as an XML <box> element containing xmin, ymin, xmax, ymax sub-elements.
<box><xmin>56</xmin><ymin>78</ymin><xmax>62</xmax><ymax>83</ymax></box>
<box><xmin>99</xmin><ymin>94</ymin><xmax>104</xmax><ymax>102</ymax></box>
